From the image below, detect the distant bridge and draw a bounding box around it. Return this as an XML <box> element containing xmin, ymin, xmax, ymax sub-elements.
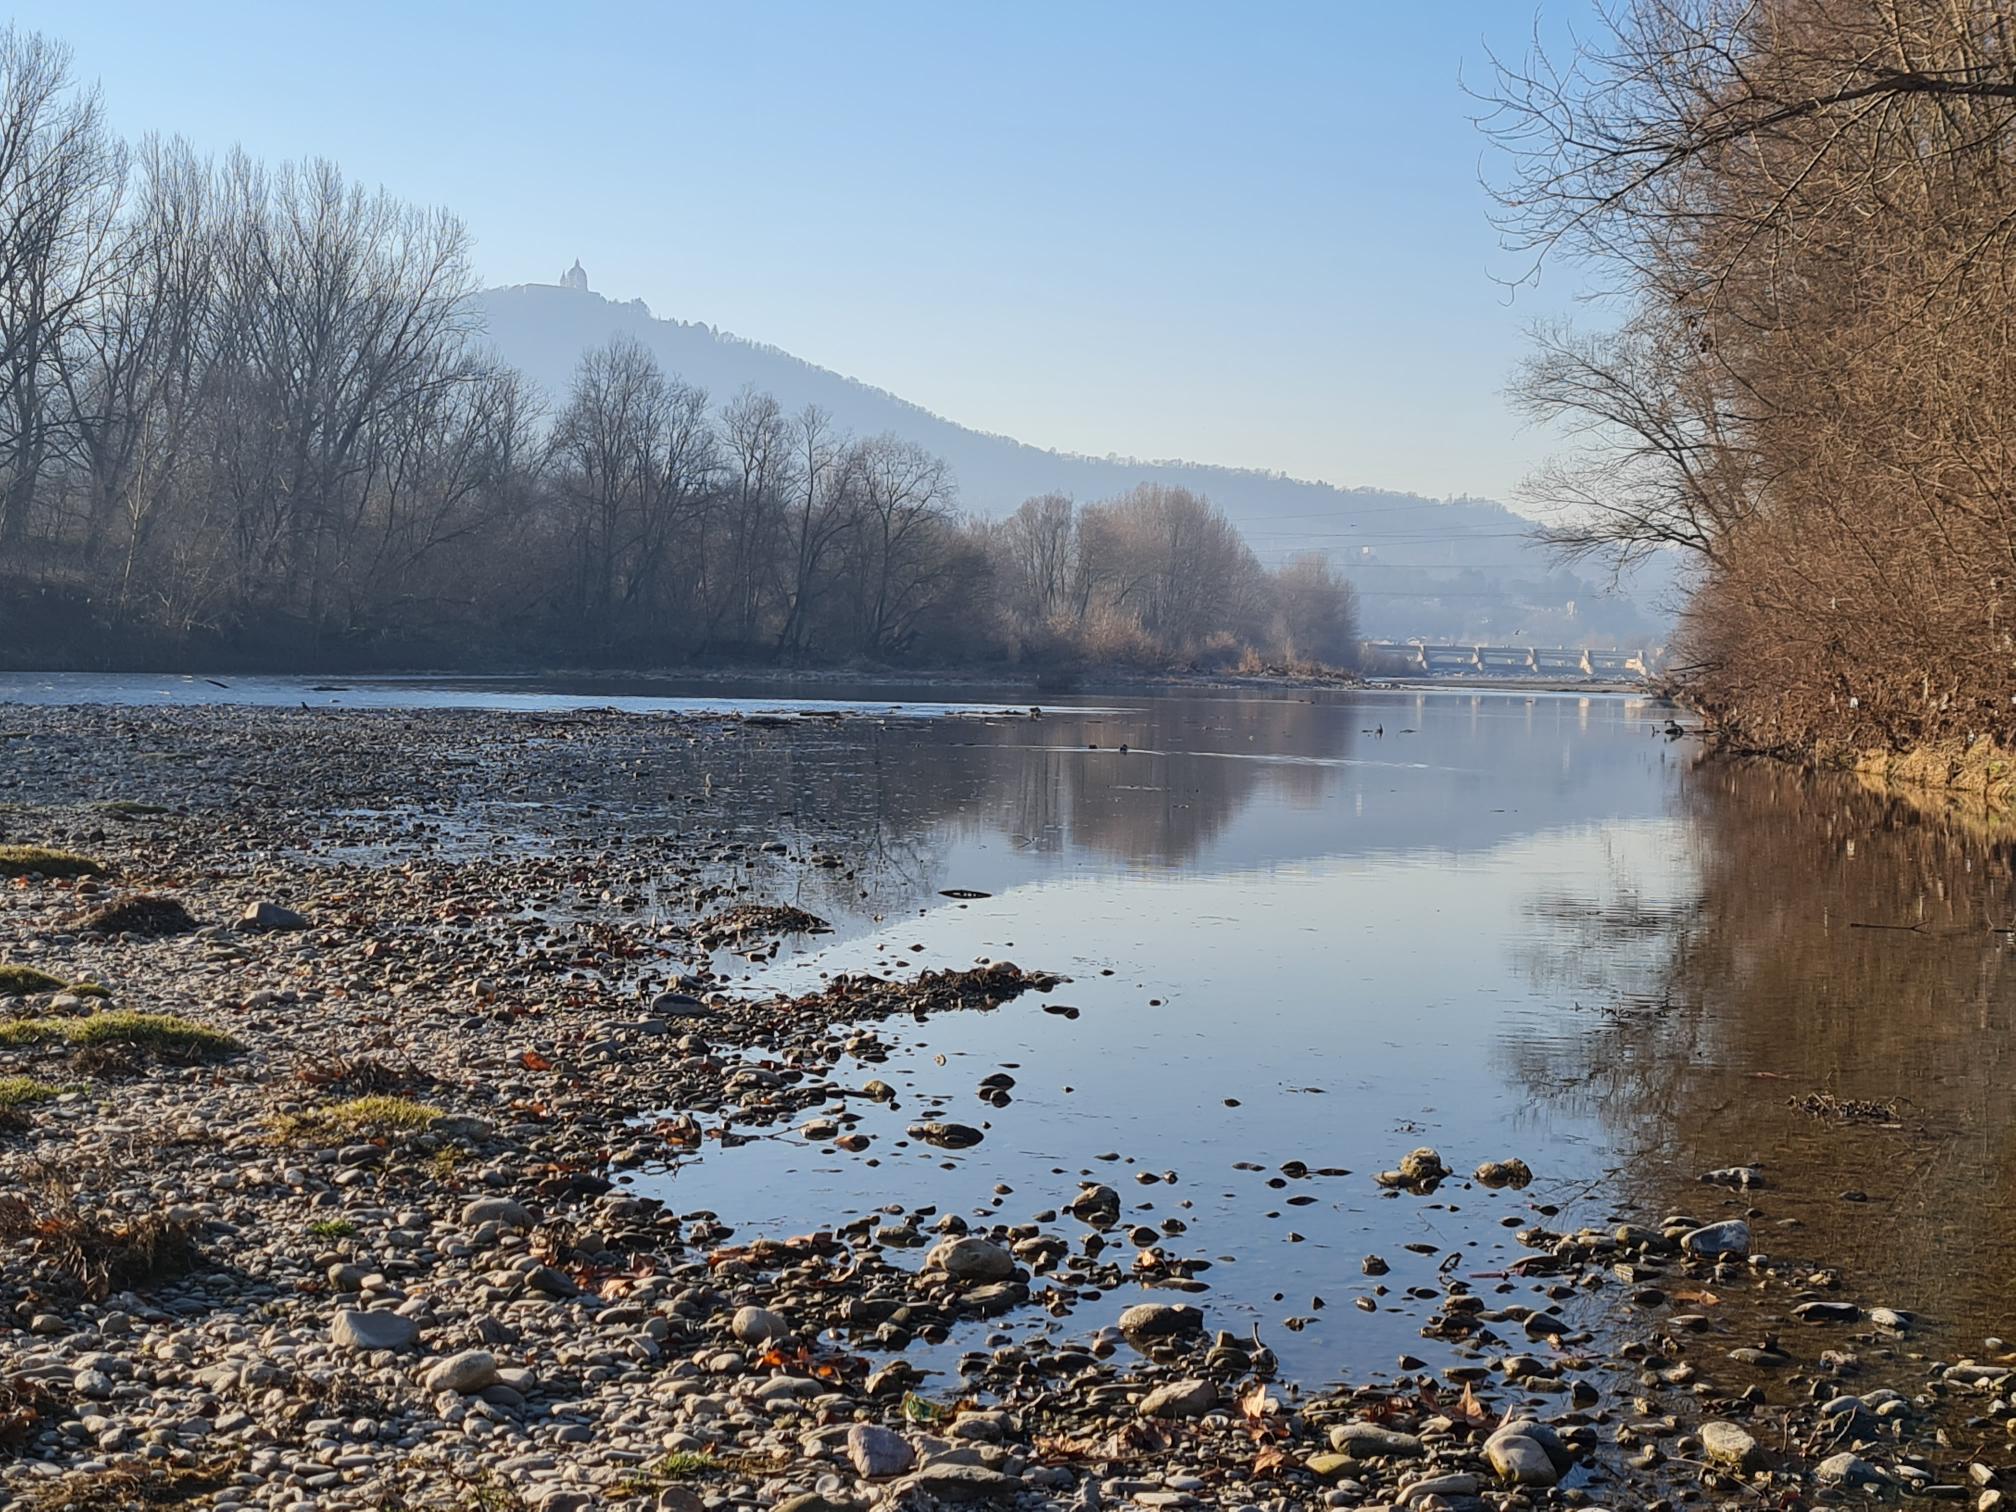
<box><xmin>1363</xmin><ymin>642</ymin><xmax>1651</xmax><ymax>680</ymax></box>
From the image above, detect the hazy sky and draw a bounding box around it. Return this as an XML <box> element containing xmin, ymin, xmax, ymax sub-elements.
<box><xmin>16</xmin><ymin>1</ymin><xmax>1590</xmax><ymax>506</ymax></box>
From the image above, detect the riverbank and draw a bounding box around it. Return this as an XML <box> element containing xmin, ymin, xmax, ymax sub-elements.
<box><xmin>0</xmin><ymin>703</ymin><xmax>2005</xmax><ymax>1511</ymax></box>
<box><xmin>1697</xmin><ymin>723</ymin><xmax>2016</xmax><ymax>833</ymax></box>
<box><xmin>0</xmin><ymin>624</ymin><xmax>1363</xmax><ymax>697</ymax></box>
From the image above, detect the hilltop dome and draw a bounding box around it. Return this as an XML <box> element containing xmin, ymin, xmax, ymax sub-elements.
<box><xmin>560</xmin><ymin>259</ymin><xmax>588</xmax><ymax>292</ymax></box>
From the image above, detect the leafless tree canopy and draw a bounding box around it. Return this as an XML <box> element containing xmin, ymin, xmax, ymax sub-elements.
<box><xmin>0</xmin><ymin>25</ymin><xmax>1357</xmax><ymax>674</ymax></box>
<box><xmin>1490</xmin><ymin>0</ymin><xmax>2016</xmax><ymax>754</ymax></box>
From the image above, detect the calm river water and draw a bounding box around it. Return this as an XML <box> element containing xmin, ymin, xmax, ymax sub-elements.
<box><xmin>8</xmin><ymin>672</ymin><xmax>2013</xmax><ymax>1386</ymax></box>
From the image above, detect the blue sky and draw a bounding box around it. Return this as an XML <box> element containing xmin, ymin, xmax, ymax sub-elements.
<box><xmin>16</xmin><ymin>1</ymin><xmax>1589</xmax><ymax>505</ymax></box>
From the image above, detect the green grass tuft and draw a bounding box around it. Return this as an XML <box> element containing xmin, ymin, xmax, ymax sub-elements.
<box><xmin>0</xmin><ymin>1012</ymin><xmax>241</xmax><ymax>1061</ymax></box>
<box><xmin>0</xmin><ymin>964</ymin><xmax>66</xmax><ymax>997</ymax></box>
<box><xmin>0</xmin><ymin>1075</ymin><xmax>60</xmax><ymax>1108</ymax></box>
<box><xmin>63</xmin><ymin>1012</ymin><xmax>242</xmax><ymax>1058</ymax></box>
<box><xmin>0</xmin><ymin>845</ymin><xmax>107</xmax><ymax>879</ymax></box>
<box><xmin>306</xmin><ymin>1217</ymin><xmax>356</xmax><ymax>1239</ymax></box>
<box><xmin>654</xmin><ymin>1451</ymin><xmax>721</xmax><ymax>1479</ymax></box>
<box><xmin>275</xmin><ymin>1096</ymin><xmax>444</xmax><ymax>1142</ymax></box>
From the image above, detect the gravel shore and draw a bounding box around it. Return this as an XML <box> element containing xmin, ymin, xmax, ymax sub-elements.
<box><xmin>0</xmin><ymin>704</ymin><xmax>2007</xmax><ymax>1511</ymax></box>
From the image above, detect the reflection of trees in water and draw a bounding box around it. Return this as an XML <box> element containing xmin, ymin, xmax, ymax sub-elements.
<box><xmin>526</xmin><ymin>699</ymin><xmax>1349</xmax><ymax>932</ymax></box>
<box><xmin>677</xmin><ymin>697</ymin><xmax>1351</xmax><ymax>889</ymax></box>
<box><xmin>935</xmin><ymin>699</ymin><xmax>1347</xmax><ymax>867</ymax></box>
<box><xmin>1508</xmin><ymin>756</ymin><xmax>2016</xmax><ymax>1321</ymax></box>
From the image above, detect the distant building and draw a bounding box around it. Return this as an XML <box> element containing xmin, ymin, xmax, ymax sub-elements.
<box><xmin>560</xmin><ymin>260</ymin><xmax>589</xmax><ymax>292</ymax></box>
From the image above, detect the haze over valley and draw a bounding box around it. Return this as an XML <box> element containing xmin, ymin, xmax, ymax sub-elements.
<box><xmin>478</xmin><ymin>271</ymin><xmax>1669</xmax><ymax>645</ymax></box>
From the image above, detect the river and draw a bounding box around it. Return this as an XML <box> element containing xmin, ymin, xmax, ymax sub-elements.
<box><xmin>4</xmin><ymin>671</ymin><xmax>2010</xmax><ymax>1390</ymax></box>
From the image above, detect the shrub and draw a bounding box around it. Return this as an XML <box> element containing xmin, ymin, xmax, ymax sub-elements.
<box><xmin>0</xmin><ymin>1168</ymin><xmax>202</xmax><ymax>1302</ymax></box>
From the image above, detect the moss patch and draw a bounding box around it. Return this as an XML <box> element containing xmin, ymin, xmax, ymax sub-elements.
<box><xmin>0</xmin><ymin>1012</ymin><xmax>242</xmax><ymax>1061</ymax></box>
<box><xmin>0</xmin><ymin>964</ymin><xmax>66</xmax><ymax>997</ymax></box>
<box><xmin>0</xmin><ymin>845</ymin><xmax>107</xmax><ymax>879</ymax></box>
<box><xmin>66</xmin><ymin>1012</ymin><xmax>242</xmax><ymax>1058</ymax></box>
<box><xmin>0</xmin><ymin>1076</ymin><xmax>60</xmax><ymax>1108</ymax></box>
<box><xmin>275</xmin><ymin>1095</ymin><xmax>443</xmax><ymax>1142</ymax></box>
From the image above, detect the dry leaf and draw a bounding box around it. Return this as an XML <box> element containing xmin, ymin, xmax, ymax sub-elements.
<box><xmin>1459</xmin><ymin>1381</ymin><xmax>1493</xmax><ymax>1425</ymax></box>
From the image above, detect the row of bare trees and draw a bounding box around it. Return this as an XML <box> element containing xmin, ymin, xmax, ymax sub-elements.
<box><xmin>990</xmin><ymin>487</ymin><xmax>1358</xmax><ymax>667</ymax></box>
<box><xmin>542</xmin><ymin>338</ymin><xmax>977</xmax><ymax>658</ymax></box>
<box><xmin>1492</xmin><ymin>0</ymin><xmax>2016</xmax><ymax>756</ymax></box>
<box><xmin>533</xmin><ymin>341</ymin><xmax>1359</xmax><ymax>666</ymax></box>
<box><xmin>0</xmin><ymin>25</ymin><xmax>1355</xmax><ymax>672</ymax></box>
<box><xmin>0</xmin><ymin>27</ymin><xmax>533</xmax><ymax>649</ymax></box>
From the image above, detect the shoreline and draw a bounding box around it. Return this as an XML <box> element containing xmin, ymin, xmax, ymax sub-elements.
<box><xmin>0</xmin><ymin>658</ymin><xmax>1366</xmax><ymax>699</ymax></box>
<box><xmin>0</xmin><ymin>664</ymin><xmax>1665</xmax><ymax>709</ymax></box>
<box><xmin>0</xmin><ymin>702</ymin><xmax>1985</xmax><ymax>1511</ymax></box>
<box><xmin>1697</xmin><ymin>725</ymin><xmax>2016</xmax><ymax>833</ymax></box>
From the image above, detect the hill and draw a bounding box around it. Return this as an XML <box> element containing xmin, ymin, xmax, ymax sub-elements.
<box><xmin>473</xmin><ymin>277</ymin><xmax>1669</xmax><ymax>643</ymax></box>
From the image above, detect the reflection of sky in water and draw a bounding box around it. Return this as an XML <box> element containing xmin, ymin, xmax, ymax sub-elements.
<box><xmin>631</xmin><ymin>690</ymin><xmax>1699</xmax><ymax>1383</ymax></box>
<box><xmin>37</xmin><ymin>675</ymin><xmax>1998</xmax><ymax>1390</ymax></box>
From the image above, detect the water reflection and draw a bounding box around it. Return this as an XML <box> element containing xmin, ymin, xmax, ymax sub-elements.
<box><xmin>618</xmin><ymin>689</ymin><xmax>1685</xmax><ymax>1382</ymax></box>
<box><xmin>661</xmin><ymin>688</ymin><xmax>1679</xmax><ymax>892</ymax></box>
<box><xmin>1511</xmin><ymin>756</ymin><xmax>2016</xmax><ymax>1335</ymax></box>
<box><xmin>43</xmin><ymin>677</ymin><xmax>1856</xmax><ymax>1386</ymax></box>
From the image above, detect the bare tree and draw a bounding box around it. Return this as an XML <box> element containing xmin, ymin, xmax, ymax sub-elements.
<box><xmin>1271</xmin><ymin>550</ymin><xmax>1360</xmax><ymax>667</ymax></box>
<box><xmin>1487</xmin><ymin>0</ymin><xmax>2016</xmax><ymax>751</ymax></box>
<box><xmin>774</xmin><ymin>404</ymin><xmax>855</xmax><ymax>657</ymax></box>
<box><xmin>999</xmin><ymin>493</ymin><xmax>1079</xmax><ymax>626</ymax></box>
<box><xmin>711</xmin><ymin>385</ymin><xmax>792</xmax><ymax>648</ymax></box>
<box><xmin>846</xmin><ymin>434</ymin><xmax>956</xmax><ymax>655</ymax></box>
<box><xmin>0</xmin><ymin>26</ymin><xmax>127</xmax><ymax>553</ymax></box>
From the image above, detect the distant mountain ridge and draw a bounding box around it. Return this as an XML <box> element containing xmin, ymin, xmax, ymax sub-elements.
<box><xmin>472</xmin><ymin>278</ymin><xmax>1669</xmax><ymax>642</ymax></box>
